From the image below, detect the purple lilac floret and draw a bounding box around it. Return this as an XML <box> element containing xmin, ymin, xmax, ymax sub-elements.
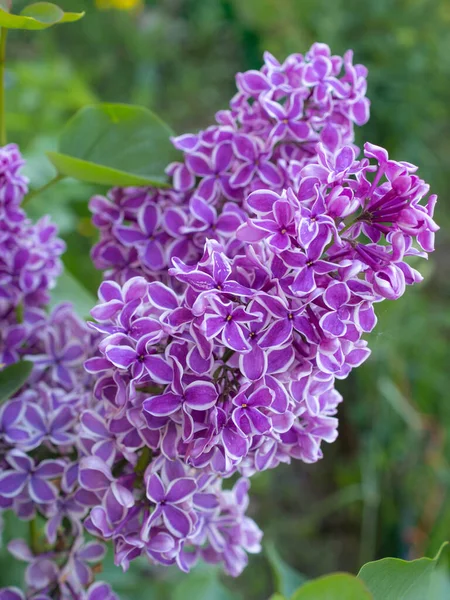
<box><xmin>82</xmin><ymin>43</ymin><xmax>438</xmax><ymax>576</ymax></box>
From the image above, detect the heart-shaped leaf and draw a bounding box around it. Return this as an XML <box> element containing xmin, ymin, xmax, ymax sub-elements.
<box><xmin>0</xmin><ymin>3</ymin><xmax>84</xmax><ymax>30</ymax></box>
<box><xmin>357</xmin><ymin>542</ymin><xmax>448</xmax><ymax>600</ymax></box>
<box><xmin>47</xmin><ymin>103</ymin><xmax>180</xmax><ymax>187</ymax></box>
<box><xmin>291</xmin><ymin>573</ymin><xmax>372</xmax><ymax>600</ymax></box>
<box><xmin>0</xmin><ymin>360</ymin><xmax>33</xmax><ymax>403</ymax></box>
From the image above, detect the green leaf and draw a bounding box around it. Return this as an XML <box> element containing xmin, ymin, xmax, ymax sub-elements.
<box><xmin>0</xmin><ymin>360</ymin><xmax>33</xmax><ymax>403</ymax></box>
<box><xmin>172</xmin><ymin>569</ymin><xmax>239</xmax><ymax>600</ymax></box>
<box><xmin>50</xmin><ymin>269</ymin><xmax>97</xmax><ymax>318</ymax></box>
<box><xmin>47</xmin><ymin>103</ymin><xmax>180</xmax><ymax>187</ymax></box>
<box><xmin>357</xmin><ymin>542</ymin><xmax>449</xmax><ymax>600</ymax></box>
<box><xmin>269</xmin><ymin>595</ymin><xmax>287</xmax><ymax>600</ymax></box>
<box><xmin>266</xmin><ymin>543</ymin><xmax>307</xmax><ymax>598</ymax></box>
<box><xmin>291</xmin><ymin>573</ymin><xmax>373</xmax><ymax>600</ymax></box>
<box><xmin>0</xmin><ymin>3</ymin><xmax>84</xmax><ymax>30</ymax></box>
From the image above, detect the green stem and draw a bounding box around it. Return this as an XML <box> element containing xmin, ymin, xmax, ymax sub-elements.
<box><xmin>29</xmin><ymin>518</ymin><xmax>40</xmax><ymax>555</ymax></box>
<box><xmin>22</xmin><ymin>173</ymin><xmax>65</xmax><ymax>206</ymax></box>
<box><xmin>0</xmin><ymin>28</ymin><xmax>7</xmax><ymax>146</ymax></box>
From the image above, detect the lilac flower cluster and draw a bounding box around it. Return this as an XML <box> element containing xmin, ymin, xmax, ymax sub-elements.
<box><xmin>83</xmin><ymin>43</ymin><xmax>438</xmax><ymax>576</ymax></box>
<box><xmin>0</xmin><ymin>147</ymin><xmax>117</xmax><ymax>598</ymax></box>
<box><xmin>0</xmin><ymin>144</ymin><xmax>64</xmax><ymax>320</ymax></box>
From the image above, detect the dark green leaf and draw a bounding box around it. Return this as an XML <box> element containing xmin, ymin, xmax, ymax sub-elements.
<box><xmin>50</xmin><ymin>269</ymin><xmax>97</xmax><ymax>318</ymax></box>
<box><xmin>358</xmin><ymin>542</ymin><xmax>448</xmax><ymax>600</ymax></box>
<box><xmin>47</xmin><ymin>103</ymin><xmax>180</xmax><ymax>187</ymax></box>
<box><xmin>0</xmin><ymin>360</ymin><xmax>33</xmax><ymax>402</ymax></box>
<box><xmin>266</xmin><ymin>543</ymin><xmax>307</xmax><ymax>598</ymax></box>
<box><xmin>0</xmin><ymin>3</ymin><xmax>84</xmax><ymax>30</ymax></box>
<box><xmin>291</xmin><ymin>573</ymin><xmax>372</xmax><ymax>600</ymax></box>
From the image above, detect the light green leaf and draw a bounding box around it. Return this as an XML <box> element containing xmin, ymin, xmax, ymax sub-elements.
<box><xmin>172</xmin><ymin>569</ymin><xmax>239</xmax><ymax>600</ymax></box>
<box><xmin>266</xmin><ymin>543</ymin><xmax>307</xmax><ymax>598</ymax></box>
<box><xmin>0</xmin><ymin>3</ymin><xmax>84</xmax><ymax>30</ymax></box>
<box><xmin>0</xmin><ymin>360</ymin><xmax>33</xmax><ymax>402</ymax></box>
<box><xmin>269</xmin><ymin>594</ymin><xmax>287</xmax><ymax>600</ymax></box>
<box><xmin>357</xmin><ymin>542</ymin><xmax>449</xmax><ymax>600</ymax></box>
<box><xmin>50</xmin><ymin>269</ymin><xmax>97</xmax><ymax>318</ymax></box>
<box><xmin>47</xmin><ymin>103</ymin><xmax>180</xmax><ymax>187</ymax></box>
<box><xmin>291</xmin><ymin>573</ymin><xmax>372</xmax><ymax>600</ymax></box>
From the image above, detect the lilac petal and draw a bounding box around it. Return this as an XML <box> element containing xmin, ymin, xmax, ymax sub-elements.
<box><xmin>138</xmin><ymin>204</ymin><xmax>158</xmax><ymax>236</ymax></box>
<box><xmin>230</xmin><ymin>163</ymin><xmax>255</xmax><ymax>188</ymax></box>
<box><xmin>143</xmin><ymin>356</ymin><xmax>173</xmax><ymax>384</ymax></box>
<box><xmin>78</xmin><ymin>541</ymin><xmax>106</xmax><ymax>563</ymax></box>
<box><xmin>79</xmin><ymin>457</ymin><xmax>112</xmax><ymax>491</ymax></box>
<box><xmin>6</xmin><ymin>451</ymin><xmax>33</xmax><ymax>473</ymax></box>
<box><xmin>236</xmin><ymin>222</ymin><xmax>268</xmax><ymax>242</ymax></box>
<box><xmin>324</xmin><ymin>282</ymin><xmax>350</xmax><ymax>310</ymax></box>
<box><xmin>81</xmin><ymin>412</ymin><xmax>109</xmax><ymax>438</ymax></box>
<box><xmin>84</xmin><ymin>357</ymin><xmax>112</xmax><ymax>373</ymax></box>
<box><xmin>98</xmin><ymin>280</ymin><xmax>122</xmax><ymax>302</ymax></box>
<box><xmin>291</xmin><ymin>267</ymin><xmax>315</xmax><ymax>295</ymax></box>
<box><xmin>34</xmin><ymin>460</ymin><xmax>65</xmax><ymax>479</ymax></box>
<box><xmin>194</xmin><ymin>493</ymin><xmax>219</xmax><ymax>511</ymax></box>
<box><xmin>163</xmin><ymin>505</ymin><xmax>192</xmax><ymax>538</ymax></box>
<box><xmin>222</xmin><ymin>321</ymin><xmax>251</xmax><ymax>352</ymax></box>
<box><xmin>238</xmin><ymin>70</ymin><xmax>271</xmax><ymax>94</ymax></box>
<box><xmin>263</xmin><ymin>98</ymin><xmax>286</xmax><ymax>120</ymax></box>
<box><xmin>114</xmin><ymin>225</ymin><xmax>147</xmax><ymax>245</ymax></box>
<box><xmin>258</xmin><ymin>161</ymin><xmax>283</xmax><ymax>187</ymax></box>
<box><xmin>259</xmin><ymin>319</ymin><xmax>292</xmax><ymax>348</ymax></box>
<box><xmin>61</xmin><ymin>344</ymin><xmax>84</xmax><ymax>363</ymax></box>
<box><xmin>247</xmin><ymin>387</ymin><xmax>273</xmax><ymax>408</ymax></box>
<box><xmin>105</xmin><ymin>345</ymin><xmax>136</xmax><ymax>369</ymax></box>
<box><xmin>0</xmin><ymin>472</ymin><xmax>27</xmax><ymax>497</ymax></box>
<box><xmin>222</xmin><ymin>427</ymin><xmax>248</xmax><ymax>460</ymax></box>
<box><xmin>186</xmin><ymin>153</ymin><xmax>212</xmax><ymax>177</ymax></box>
<box><xmin>205</xmin><ymin>315</ymin><xmax>226</xmax><ymax>339</ymax></box>
<box><xmin>143</xmin><ymin>393</ymin><xmax>181</xmax><ymax>416</ymax></box>
<box><xmin>233</xmin><ymin>134</ymin><xmax>256</xmax><ymax>161</ymax></box>
<box><xmin>190</xmin><ymin>196</ymin><xmax>215</xmax><ymax>225</ymax></box>
<box><xmin>177</xmin><ymin>271</ymin><xmax>215</xmax><ymax>291</ymax></box>
<box><xmin>25</xmin><ymin>405</ymin><xmax>46</xmax><ymax>433</ymax></box>
<box><xmin>166</xmin><ymin>478</ymin><xmax>196</xmax><ymax>503</ymax></box>
<box><xmin>246</xmin><ymin>190</ymin><xmax>280</xmax><ymax>214</ymax></box>
<box><xmin>29</xmin><ymin>476</ymin><xmax>57</xmax><ymax>504</ymax></box>
<box><xmin>248</xmin><ymin>407</ymin><xmax>271</xmax><ymax>434</ymax></box>
<box><xmin>146</xmin><ymin>473</ymin><xmax>166</xmax><ymax>503</ymax></box>
<box><xmin>356</xmin><ymin>303</ymin><xmax>377</xmax><ymax>332</ymax></box>
<box><xmin>240</xmin><ymin>345</ymin><xmax>267</xmax><ymax>381</ymax></box>
<box><xmin>1</xmin><ymin>401</ymin><xmax>24</xmax><ymax>428</ymax></box>
<box><xmin>74</xmin><ymin>559</ymin><xmax>91</xmax><ymax>587</ymax></box>
<box><xmin>273</xmin><ymin>201</ymin><xmax>293</xmax><ymax>227</ymax></box>
<box><xmin>50</xmin><ymin>406</ymin><xmax>74</xmax><ymax>433</ymax></box>
<box><xmin>184</xmin><ymin>382</ymin><xmax>217</xmax><ymax>410</ymax></box>
<box><xmin>320</xmin><ymin>312</ymin><xmax>346</xmax><ymax>337</ymax></box>
<box><xmin>213</xmin><ymin>141</ymin><xmax>233</xmax><ymax>172</ymax></box>
<box><xmin>142</xmin><ymin>239</ymin><xmax>165</xmax><ymax>271</ymax></box>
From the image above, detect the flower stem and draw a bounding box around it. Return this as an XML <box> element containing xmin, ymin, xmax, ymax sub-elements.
<box><xmin>29</xmin><ymin>518</ymin><xmax>40</xmax><ymax>555</ymax></box>
<box><xmin>0</xmin><ymin>27</ymin><xmax>8</xmax><ymax>146</ymax></box>
<box><xmin>22</xmin><ymin>173</ymin><xmax>66</xmax><ymax>206</ymax></box>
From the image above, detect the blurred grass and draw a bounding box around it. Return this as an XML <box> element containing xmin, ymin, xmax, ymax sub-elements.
<box><xmin>0</xmin><ymin>0</ymin><xmax>449</xmax><ymax>598</ymax></box>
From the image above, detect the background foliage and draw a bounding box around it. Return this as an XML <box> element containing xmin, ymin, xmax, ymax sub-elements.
<box><xmin>1</xmin><ymin>0</ymin><xmax>450</xmax><ymax>598</ymax></box>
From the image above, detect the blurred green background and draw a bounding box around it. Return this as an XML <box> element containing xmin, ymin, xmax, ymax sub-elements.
<box><xmin>1</xmin><ymin>0</ymin><xmax>450</xmax><ymax>598</ymax></box>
